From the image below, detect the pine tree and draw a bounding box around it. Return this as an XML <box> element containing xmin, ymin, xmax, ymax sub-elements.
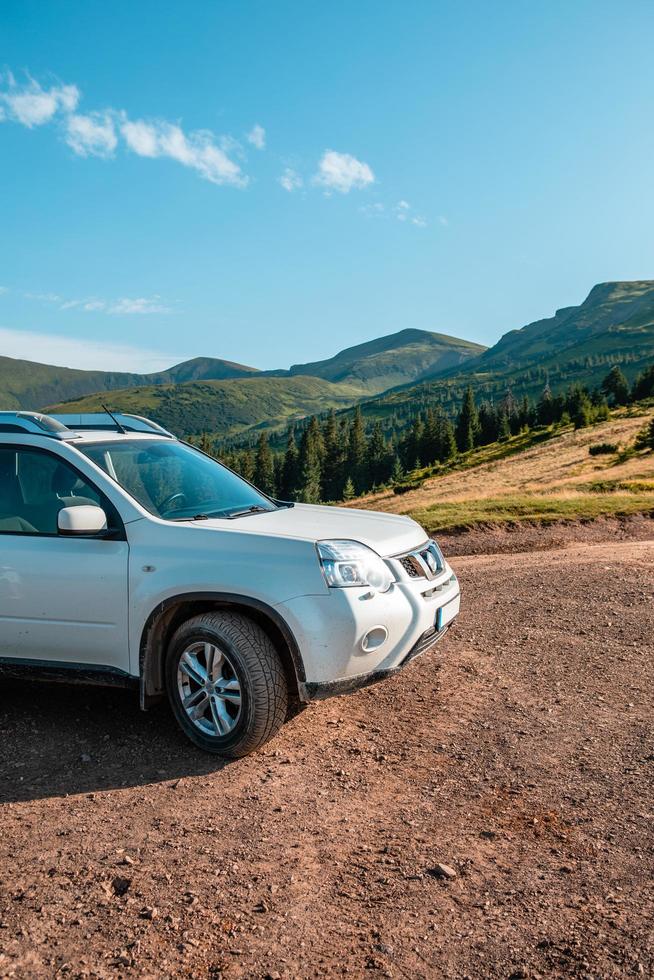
<box><xmin>401</xmin><ymin>416</ymin><xmax>424</xmax><ymax>470</ymax></box>
<box><xmin>455</xmin><ymin>386</ymin><xmax>479</xmax><ymax>452</ymax></box>
<box><xmin>273</xmin><ymin>453</ymin><xmax>285</xmax><ymax>498</ymax></box>
<box><xmin>367</xmin><ymin>421</ymin><xmax>388</xmax><ymax>487</ymax></box>
<box><xmin>422</xmin><ymin>409</ymin><xmax>440</xmax><ymax>465</ymax></box>
<box><xmin>280</xmin><ymin>429</ymin><xmax>300</xmax><ymax>500</ymax></box>
<box><xmin>519</xmin><ymin>394</ymin><xmax>532</xmax><ymax>430</ymax></box>
<box><xmin>567</xmin><ymin>386</ymin><xmax>593</xmax><ymax>429</ymax></box>
<box><xmin>322</xmin><ymin>410</ymin><xmax>345</xmax><ymax>501</ymax></box>
<box><xmin>240</xmin><ymin>449</ymin><xmax>255</xmax><ymax>483</ymax></box>
<box><xmin>347</xmin><ymin>407</ymin><xmax>368</xmax><ymax>493</ymax></box>
<box><xmin>254</xmin><ymin>432</ymin><xmax>276</xmax><ymax>496</ymax></box>
<box><xmin>497</xmin><ymin>411</ymin><xmax>511</xmax><ymax>441</ymax></box>
<box><xmin>342</xmin><ymin>476</ymin><xmax>356</xmax><ymax>500</ymax></box>
<box><xmin>390</xmin><ymin>457</ymin><xmax>404</xmax><ymax>485</ymax></box>
<box><xmin>478</xmin><ymin>402</ymin><xmax>499</xmax><ymax>445</ymax></box>
<box><xmin>632</xmin><ymin>365</ymin><xmax>654</xmax><ymax>401</ymax></box>
<box><xmin>601</xmin><ymin>365</ymin><xmax>630</xmax><ymax>406</ymax></box>
<box><xmin>297</xmin><ymin>417</ymin><xmax>323</xmax><ymax>503</ymax></box>
<box><xmin>198</xmin><ymin>432</ymin><xmax>215</xmax><ymax>456</ymax></box>
<box><xmin>439</xmin><ymin>418</ymin><xmax>457</xmax><ymax>461</ymax></box>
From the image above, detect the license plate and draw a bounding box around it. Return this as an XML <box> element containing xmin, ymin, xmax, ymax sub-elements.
<box><xmin>437</xmin><ymin>593</ymin><xmax>460</xmax><ymax>631</ymax></box>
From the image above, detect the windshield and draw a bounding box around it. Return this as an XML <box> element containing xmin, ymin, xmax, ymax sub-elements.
<box><xmin>78</xmin><ymin>439</ymin><xmax>277</xmax><ymax>520</ymax></box>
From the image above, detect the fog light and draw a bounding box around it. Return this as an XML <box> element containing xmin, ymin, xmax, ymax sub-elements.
<box><xmin>361</xmin><ymin>626</ymin><xmax>388</xmax><ymax>652</ymax></box>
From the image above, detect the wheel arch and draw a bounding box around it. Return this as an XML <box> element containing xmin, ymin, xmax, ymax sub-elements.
<box><xmin>138</xmin><ymin>592</ymin><xmax>306</xmax><ymax>709</ymax></box>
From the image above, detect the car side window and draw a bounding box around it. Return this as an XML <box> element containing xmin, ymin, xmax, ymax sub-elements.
<box><xmin>0</xmin><ymin>446</ymin><xmax>117</xmax><ymax>536</ymax></box>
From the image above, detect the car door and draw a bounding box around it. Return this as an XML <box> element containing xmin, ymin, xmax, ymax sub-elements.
<box><xmin>0</xmin><ymin>444</ymin><xmax>130</xmax><ymax>672</ymax></box>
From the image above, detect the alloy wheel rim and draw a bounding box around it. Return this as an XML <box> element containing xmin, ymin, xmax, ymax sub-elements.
<box><xmin>177</xmin><ymin>641</ymin><xmax>242</xmax><ymax>737</ymax></box>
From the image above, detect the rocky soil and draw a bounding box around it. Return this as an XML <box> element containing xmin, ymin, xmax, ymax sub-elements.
<box><xmin>437</xmin><ymin>514</ymin><xmax>654</xmax><ymax>557</ymax></box>
<box><xmin>1</xmin><ymin>528</ymin><xmax>653</xmax><ymax>978</ymax></box>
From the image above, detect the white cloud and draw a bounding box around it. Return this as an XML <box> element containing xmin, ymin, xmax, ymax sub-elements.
<box><xmin>31</xmin><ymin>292</ymin><xmax>172</xmax><ymax>315</ymax></box>
<box><xmin>0</xmin><ymin>73</ymin><xmax>79</xmax><ymax>127</ymax></box>
<box><xmin>246</xmin><ymin>123</ymin><xmax>265</xmax><ymax>150</ymax></box>
<box><xmin>120</xmin><ymin>118</ymin><xmax>159</xmax><ymax>156</ymax></box>
<box><xmin>0</xmin><ymin>327</ymin><xmax>183</xmax><ymax>373</ymax></box>
<box><xmin>395</xmin><ymin>200</ymin><xmax>410</xmax><ymax>221</ymax></box>
<box><xmin>78</xmin><ymin>299</ymin><xmax>106</xmax><ymax>312</ymax></box>
<box><xmin>279</xmin><ymin>167</ymin><xmax>303</xmax><ymax>192</ymax></box>
<box><xmin>394</xmin><ymin>200</ymin><xmax>427</xmax><ymax>227</ymax></box>
<box><xmin>120</xmin><ymin>116</ymin><xmax>246</xmax><ymax>186</ymax></box>
<box><xmin>1</xmin><ymin>69</ymin><xmax>247</xmax><ymax>188</ymax></box>
<box><xmin>65</xmin><ymin>111</ymin><xmax>117</xmax><ymax>158</ymax></box>
<box><xmin>314</xmin><ymin>150</ymin><xmax>375</xmax><ymax>193</ymax></box>
<box><xmin>107</xmin><ymin>296</ymin><xmax>171</xmax><ymax>315</ymax></box>
<box><xmin>24</xmin><ymin>291</ymin><xmax>62</xmax><ymax>303</ymax></box>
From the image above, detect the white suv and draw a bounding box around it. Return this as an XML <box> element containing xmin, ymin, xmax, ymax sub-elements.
<box><xmin>0</xmin><ymin>411</ymin><xmax>460</xmax><ymax>757</ymax></box>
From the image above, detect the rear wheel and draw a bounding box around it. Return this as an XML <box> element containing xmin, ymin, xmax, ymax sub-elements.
<box><xmin>165</xmin><ymin>611</ymin><xmax>288</xmax><ymax>757</ymax></box>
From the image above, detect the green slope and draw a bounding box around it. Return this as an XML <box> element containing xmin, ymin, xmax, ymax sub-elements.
<box><xmin>2</xmin><ymin>327</ymin><xmax>483</xmax><ymax>440</ymax></box>
<box><xmin>0</xmin><ymin>354</ymin><xmax>258</xmax><ymax>411</ymax></box>
<box><xmin>355</xmin><ymin>281</ymin><xmax>654</xmax><ymax>424</ymax></box>
<box><xmin>0</xmin><ymin>328</ymin><xmax>481</xmax><ymax>412</ymax></box>
<box><xmin>46</xmin><ymin>375</ymin><xmax>371</xmax><ymax>440</ymax></box>
<box><xmin>283</xmin><ymin>328</ymin><xmax>485</xmax><ymax>393</ymax></box>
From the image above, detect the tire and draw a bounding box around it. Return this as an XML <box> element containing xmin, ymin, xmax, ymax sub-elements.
<box><xmin>165</xmin><ymin>611</ymin><xmax>288</xmax><ymax>757</ymax></box>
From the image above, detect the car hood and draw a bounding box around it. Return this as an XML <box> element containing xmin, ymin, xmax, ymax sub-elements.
<box><xmin>195</xmin><ymin>503</ymin><xmax>427</xmax><ymax>558</ymax></box>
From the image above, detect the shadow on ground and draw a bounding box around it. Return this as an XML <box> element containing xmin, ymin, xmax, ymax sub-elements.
<box><xmin>0</xmin><ymin>679</ymin><xmax>231</xmax><ymax>803</ymax></box>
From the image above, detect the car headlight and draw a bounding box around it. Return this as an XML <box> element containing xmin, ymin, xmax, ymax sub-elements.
<box><xmin>317</xmin><ymin>539</ymin><xmax>394</xmax><ymax>593</ymax></box>
<box><xmin>429</xmin><ymin>539</ymin><xmax>446</xmax><ymax>572</ymax></box>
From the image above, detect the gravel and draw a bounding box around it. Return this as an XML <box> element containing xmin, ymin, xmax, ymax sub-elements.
<box><xmin>0</xmin><ymin>527</ymin><xmax>652</xmax><ymax>978</ymax></box>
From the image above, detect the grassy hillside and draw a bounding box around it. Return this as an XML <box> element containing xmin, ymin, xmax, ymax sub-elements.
<box><xmin>283</xmin><ymin>328</ymin><xmax>485</xmax><ymax>393</ymax></box>
<box><xmin>47</xmin><ymin>375</ymin><xmax>371</xmax><ymax>439</ymax></box>
<box><xmin>352</xmin><ymin>405</ymin><xmax>654</xmax><ymax>533</ymax></box>
<box><xmin>354</xmin><ymin>281</ymin><xmax>654</xmax><ymax>426</ymax></box>
<box><xmin>0</xmin><ymin>328</ymin><xmax>481</xmax><ymax>414</ymax></box>
<box><xmin>7</xmin><ymin>281</ymin><xmax>654</xmax><ymax>444</ymax></box>
<box><xmin>0</xmin><ymin>354</ymin><xmax>258</xmax><ymax>411</ymax></box>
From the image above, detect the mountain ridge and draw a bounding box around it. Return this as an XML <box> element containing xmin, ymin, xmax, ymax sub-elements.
<box><xmin>41</xmin><ymin>327</ymin><xmax>482</xmax><ymax>438</ymax></box>
<box><xmin>1</xmin><ymin>327</ymin><xmax>482</xmax><ymax>417</ymax></box>
<box><xmin>4</xmin><ymin>281</ymin><xmax>654</xmax><ymax>444</ymax></box>
<box><xmin>353</xmin><ymin>280</ymin><xmax>654</xmax><ymax>425</ymax></box>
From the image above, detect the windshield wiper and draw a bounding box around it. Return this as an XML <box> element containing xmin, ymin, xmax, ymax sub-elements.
<box><xmin>225</xmin><ymin>505</ymin><xmax>272</xmax><ymax>519</ymax></box>
<box><xmin>170</xmin><ymin>514</ymin><xmax>210</xmax><ymax>522</ymax></box>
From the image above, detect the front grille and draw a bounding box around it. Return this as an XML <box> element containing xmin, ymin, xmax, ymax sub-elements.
<box><xmin>397</xmin><ymin>542</ymin><xmax>445</xmax><ymax>581</ymax></box>
<box><xmin>400</xmin><ymin>555</ymin><xmax>421</xmax><ymax>578</ymax></box>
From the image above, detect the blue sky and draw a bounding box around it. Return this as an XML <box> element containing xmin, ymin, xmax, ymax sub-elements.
<box><xmin>2</xmin><ymin>0</ymin><xmax>654</xmax><ymax>373</ymax></box>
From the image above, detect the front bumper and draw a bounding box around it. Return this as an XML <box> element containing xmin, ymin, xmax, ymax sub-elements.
<box><xmin>300</xmin><ymin>620</ymin><xmax>452</xmax><ymax>700</ymax></box>
<box><xmin>279</xmin><ymin>559</ymin><xmax>461</xmax><ymax>702</ymax></box>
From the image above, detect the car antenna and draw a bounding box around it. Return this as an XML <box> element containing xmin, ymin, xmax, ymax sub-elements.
<box><xmin>101</xmin><ymin>404</ymin><xmax>128</xmax><ymax>434</ymax></box>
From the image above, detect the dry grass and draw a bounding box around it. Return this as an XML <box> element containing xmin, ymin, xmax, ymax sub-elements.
<box><xmin>353</xmin><ymin>407</ymin><xmax>654</xmax><ymax>532</ymax></box>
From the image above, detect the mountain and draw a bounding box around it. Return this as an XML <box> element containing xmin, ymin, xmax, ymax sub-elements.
<box><xmin>474</xmin><ymin>280</ymin><xmax>654</xmax><ymax>376</ymax></box>
<box><xmin>281</xmin><ymin>328</ymin><xmax>485</xmax><ymax>393</ymax></box>
<box><xmin>0</xmin><ymin>355</ymin><xmax>258</xmax><ymax>412</ymax></box>
<box><xmin>1</xmin><ymin>328</ymin><xmax>481</xmax><ymax>418</ymax></box>
<box><xmin>8</xmin><ymin>282</ymin><xmax>654</xmax><ymax>443</ymax></box>
<box><xmin>33</xmin><ymin>329</ymin><xmax>483</xmax><ymax>440</ymax></box>
<box><xmin>355</xmin><ymin>281</ymin><xmax>654</xmax><ymax>424</ymax></box>
<box><xmin>46</xmin><ymin>375</ymin><xmax>372</xmax><ymax>440</ymax></box>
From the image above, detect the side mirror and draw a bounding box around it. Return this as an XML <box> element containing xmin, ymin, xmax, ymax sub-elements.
<box><xmin>58</xmin><ymin>505</ymin><xmax>108</xmax><ymax>536</ymax></box>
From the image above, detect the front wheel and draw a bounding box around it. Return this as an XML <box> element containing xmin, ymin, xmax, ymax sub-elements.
<box><xmin>165</xmin><ymin>611</ymin><xmax>288</xmax><ymax>757</ymax></box>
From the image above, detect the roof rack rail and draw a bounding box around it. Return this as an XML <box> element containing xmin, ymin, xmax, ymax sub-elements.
<box><xmin>0</xmin><ymin>411</ymin><xmax>78</xmax><ymax>440</ymax></box>
<box><xmin>51</xmin><ymin>412</ymin><xmax>175</xmax><ymax>438</ymax></box>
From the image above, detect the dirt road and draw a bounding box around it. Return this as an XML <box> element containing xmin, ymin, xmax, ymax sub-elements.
<box><xmin>1</xmin><ymin>532</ymin><xmax>653</xmax><ymax>978</ymax></box>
